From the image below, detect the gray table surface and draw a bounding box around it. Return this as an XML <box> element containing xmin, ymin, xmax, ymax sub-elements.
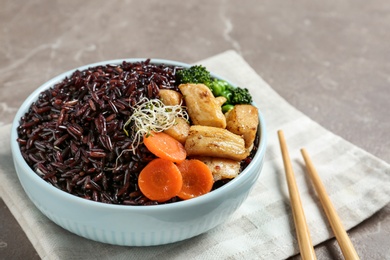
<box><xmin>1</xmin><ymin>1</ymin><xmax>389</xmax><ymax>259</ymax></box>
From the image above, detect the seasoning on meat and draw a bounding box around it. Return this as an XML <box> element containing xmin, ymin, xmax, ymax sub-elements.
<box><xmin>226</xmin><ymin>104</ymin><xmax>259</xmax><ymax>150</ymax></box>
<box><xmin>195</xmin><ymin>156</ymin><xmax>241</xmax><ymax>181</ymax></box>
<box><xmin>179</xmin><ymin>83</ymin><xmax>226</xmax><ymax>128</ymax></box>
<box><xmin>185</xmin><ymin>125</ymin><xmax>248</xmax><ymax>161</ymax></box>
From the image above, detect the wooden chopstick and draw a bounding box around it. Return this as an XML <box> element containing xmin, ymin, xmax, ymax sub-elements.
<box><xmin>300</xmin><ymin>148</ymin><xmax>360</xmax><ymax>260</ymax></box>
<box><xmin>277</xmin><ymin>130</ymin><xmax>317</xmax><ymax>260</ymax></box>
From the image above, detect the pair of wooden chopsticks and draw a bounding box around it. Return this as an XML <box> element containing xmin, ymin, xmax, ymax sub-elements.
<box><xmin>277</xmin><ymin>130</ymin><xmax>359</xmax><ymax>260</ymax></box>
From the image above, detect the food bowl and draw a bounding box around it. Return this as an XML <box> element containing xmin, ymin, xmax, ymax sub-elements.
<box><xmin>10</xmin><ymin>58</ymin><xmax>266</xmax><ymax>246</ymax></box>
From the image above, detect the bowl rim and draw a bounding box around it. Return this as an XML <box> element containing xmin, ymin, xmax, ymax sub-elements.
<box><xmin>11</xmin><ymin>58</ymin><xmax>267</xmax><ymax>212</ymax></box>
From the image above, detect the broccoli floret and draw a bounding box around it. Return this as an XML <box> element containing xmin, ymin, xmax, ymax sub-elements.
<box><xmin>176</xmin><ymin>65</ymin><xmax>212</xmax><ymax>85</ymax></box>
<box><xmin>231</xmin><ymin>87</ymin><xmax>252</xmax><ymax>105</ymax></box>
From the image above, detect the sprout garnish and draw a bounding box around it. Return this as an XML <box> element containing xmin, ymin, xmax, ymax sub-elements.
<box><xmin>123</xmin><ymin>97</ymin><xmax>188</xmax><ymax>153</ymax></box>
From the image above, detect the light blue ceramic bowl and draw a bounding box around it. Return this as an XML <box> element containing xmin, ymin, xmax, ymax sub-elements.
<box><xmin>10</xmin><ymin>59</ymin><xmax>267</xmax><ymax>246</ymax></box>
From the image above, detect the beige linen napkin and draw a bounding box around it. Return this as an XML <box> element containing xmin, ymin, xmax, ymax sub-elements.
<box><xmin>1</xmin><ymin>50</ymin><xmax>390</xmax><ymax>259</ymax></box>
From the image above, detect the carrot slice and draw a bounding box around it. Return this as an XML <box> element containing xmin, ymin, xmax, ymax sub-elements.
<box><xmin>143</xmin><ymin>132</ymin><xmax>186</xmax><ymax>163</ymax></box>
<box><xmin>176</xmin><ymin>159</ymin><xmax>214</xmax><ymax>200</ymax></box>
<box><xmin>138</xmin><ymin>158</ymin><xmax>183</xmax><ymax>202</ymax></box>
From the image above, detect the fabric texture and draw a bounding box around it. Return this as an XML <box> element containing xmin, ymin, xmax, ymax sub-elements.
<box><xmin>1</xmin><ymin>50</ymin><xmax>389</xmax><ymax>259</ymax></box>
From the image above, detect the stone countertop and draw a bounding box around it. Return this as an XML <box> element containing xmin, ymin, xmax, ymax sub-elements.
<box><xmin>1</xmin><ymin>1</ymin><xmax>389</xmax><ymax>259</ymax></box>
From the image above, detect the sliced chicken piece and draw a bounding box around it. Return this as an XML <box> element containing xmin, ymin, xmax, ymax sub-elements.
<box><xmin>215</xmin><ymin>96</ymin><xmax>227</xmax><ymax>107</ymax></box>
<box><xmin>195</xmin><ymin>156</ymin><xmax>241</xmax><ymax>181</ymax></box>
<box><xmin>159</xmin><ymin>89</ymin><xmax>183</xmax><ymax>106</ymax></box>
<box><xmin>164</xmin><ymin>117</ymin><xmax>190</xmax><ymax>144</ymax></box>
<box><xmin>185</xmin><ymin>125</ymin><xmax>249</xmax><ymax>161</ymax></box>
<box><xmin>179</xmin><ymin>84</ymin><xmax>226</xmax><ymax>128</ymax></box>
<box><xmin>226</xmin><ymin>104</ymin><xmax>259</xmax><ymax>149</ymax></box>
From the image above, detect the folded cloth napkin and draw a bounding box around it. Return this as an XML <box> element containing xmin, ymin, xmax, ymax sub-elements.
<box><xmin>1</xmin><ymin>50</ymin><xmax>389</xmax><ymax>260</ymax></box>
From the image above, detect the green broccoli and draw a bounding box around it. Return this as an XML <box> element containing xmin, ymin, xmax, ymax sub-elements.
<box><xmin>230</xmin><ymin>87</ymin><xmax>252</xmax><ymax>105</ymax></box>
<box><xmin>176</xmin><ymin>65</ymin><xmax>253</xmax><ymax>113</ymax></box>
<box><xmin>176</xmin><ymin>65</ymin><xmax>212</xmax><ymax>85</ymax></box>
<box><xmin>209</xmin><ymin>79</ymin><xmax>252</xmax><ymax>108</ymax></box>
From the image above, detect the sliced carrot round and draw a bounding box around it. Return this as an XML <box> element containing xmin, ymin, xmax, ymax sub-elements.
<box><xmin>143</xmin><ymin>131</ymin><xmax>186</xmax><ymax>163</ymax></box>
<box><xmin>138</xmin><ymin>158</ymin><xmax>183</xmax><ymax>202</ymax></box>
<box><xmin>176</xmin><ymin>159</ymin><xmax>214</xmax><ymax>200</ymax></box>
